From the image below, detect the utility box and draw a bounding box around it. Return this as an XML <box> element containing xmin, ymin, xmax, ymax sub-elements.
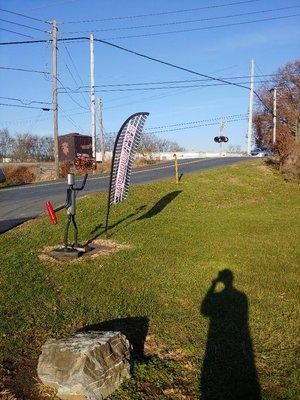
<box><xmin>58</xmin><ymin>133</ymin><xmax>92</xmax><ymax>162</ymax></box>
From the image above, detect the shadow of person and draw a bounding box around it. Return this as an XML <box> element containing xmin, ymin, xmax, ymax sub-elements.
<box><xmin>137</xmin><ymin>190</ymin><xmax>182</xmax><ymax>220</ymax></box>
<box><xmin>200</xmin><ymin>269</ymin><xmax>261</xmax><ymax>400</ymax></box>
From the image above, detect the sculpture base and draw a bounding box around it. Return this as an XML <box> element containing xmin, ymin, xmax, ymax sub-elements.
<box><xmin>50</xmin><ymin>244</ymin><xmax>93</xmax><ymax>260</ymax></box>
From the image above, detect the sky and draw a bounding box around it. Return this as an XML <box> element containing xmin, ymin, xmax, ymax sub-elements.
<box><xmin>0</xmin><ymin>0</ymin><xmax>299</xmax><ymax>151</ymax></box>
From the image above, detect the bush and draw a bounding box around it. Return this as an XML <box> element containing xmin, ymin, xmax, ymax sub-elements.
<box><xmin>59</xmin><ymin>161</ymin><xmax>72</xmax><ymax>178</ymax></box>
<box><xmin>280</xmin><ymin>141</ymin><xmax>300</xmax><ymax>180</ymax></box>
<box><xmin>2</xmin><ymin>166</ymin><xmax>35</xmax><ymax>185</ymax></box>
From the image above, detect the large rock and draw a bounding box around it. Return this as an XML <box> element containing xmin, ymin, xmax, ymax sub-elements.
<box><xmin>37</xmin><ymin>331</ymin><xmax>131</xmax><ymax>400</ymax></box>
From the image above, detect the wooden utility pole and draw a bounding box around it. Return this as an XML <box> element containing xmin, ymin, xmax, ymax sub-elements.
<box><xmin>173</xmin><ymin>153</ymin><xmax>179</xmax><ymax>184</ymax></box>
<box><xmin>52</xmin><ymin>20</ymin><xmax>59</xmax><ymax>179</ymax></box>
<box><xmin>90</xmin><ymin>34</ymin><xmax>96</xmax><ymax>161</ymax></box>
<box><xmin>247</xmin><ymin>58</ymin><xmax>255</xmax><ymax>155</ymax></box>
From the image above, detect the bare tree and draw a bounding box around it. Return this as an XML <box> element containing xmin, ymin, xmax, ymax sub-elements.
<box><xmin>253</xmin><ymin>60</ymin><xmax>300</xmax><ymax>166</ymax></box>
<box><xmin>0</xmin><ymin>128</ymin><xmax>13</xmax><ymax>161</ymax></box>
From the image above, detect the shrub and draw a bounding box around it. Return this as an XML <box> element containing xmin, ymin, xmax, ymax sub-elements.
<box><xmin>3</xmin><ymin>166</ymin><xmax>35</xmax><ymax>185</ymax></box>
<box><xmin>59</xmin><ymin>161</ymin><xmax>72</xmax><ymax>178</ymax></box>
<box><xmin>280</xmin><ymin>141</ymin><xmax>300</xmax><ymax>180</ymax></box>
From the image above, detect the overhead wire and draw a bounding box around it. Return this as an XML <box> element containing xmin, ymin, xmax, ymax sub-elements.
<box><xmin>147</xmin><ymin>117</ymin><xmax>248</xmax><ymax>135</ymax></box>
<box><xmin>100</xmin><ymin>14</ymin><xmax>300</xmax><ymax>40</ymax></box>
<box><xmin>0</xmin><ymin>102</ymin><xmax>51</xmax><ymax>110</ymax></box>
<box><xmin>62</xmin><ymin>43</ymin><xmax>90</xmax><ymax>108</ymax></box>
<box><xmin>61</xmin><ymin>0</ymin><xmax>263</xmax><ymax>24</ymax></box>
<box><xmin>0</xmin><ymin>27</ymin><xmax>34</xmax><ymax>38</ymax></box>
<box><xmin>0</xmin><ymin>18</ymin><xmax>50</xmax><ymax>33</ymax></box>
<box><xmin>0</xmin><ymin>7</ymin><xmax>51</xmax><ymax>24</ymax></box>
<box><xmin>58</xmin><ymin>105</ymin><xmax>86</xmax><ymax>132</ymax></box>
<box><xmin>62</xmin><ymin>6</ymin><xmax>300</xmax><ymax>34</ymax></box>
<box><xmin>64</xmin><ymin>74</ymin><xmax>276</xmax><ymax>89</ymax></box>
<box><xmin>0</xmin><ymin>96</ymin><xmax>51</xmax><ymax>105</ymax></box>
<box><xmin>59</xmin><ymin>79</ymin><xmax>274</xmax><ymax>93</ymax></box>
<box><xmin>0</xmin><ymin>66</ymin><xmax>50</xmax><ymax>74</ymax></box>
<box><xmin>56</xmin><ymin>76</ymin><xmax>89</xmax><ymax>110</ymax></box>
<box><xmin>144</xmin><ymin>114</ymin><xmax>248</xmax><ymax>131</ymax></box>
<box><xmin>107</xmin><ymin>116</ymin><xmax>248</xmax><ymax>136</ymax></box>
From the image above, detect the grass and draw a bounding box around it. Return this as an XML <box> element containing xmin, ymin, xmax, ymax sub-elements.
<box><xmin>0</xmin><ymin>160</ymin><xmax>299</xmax><ymax>399</ymax></box>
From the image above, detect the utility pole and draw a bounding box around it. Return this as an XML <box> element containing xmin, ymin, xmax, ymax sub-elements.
<box><xmin>219</xmin><ymin>120</ymin><xmax>227</xmax><ymax>156</ymax></box>
<box><xmin>247</xmin><ymin>58</ymin><xmax>255</xmax><ymax>156</ymax></box>
<box><xmin>52</xmin><ymin>20</ymin><xmax>59</xmax><ymax>179</ymax></box>
<box><xmin>272</xmin><ymin>87</ymin><xmax>277</xmax><ymax>144</ymax></box>
<box><xmin>98</xmin><ymin>98</ymin><xmax>105</xmax><ymax>163</ymax></box>
<box><xmin>90</xmin><ymin>34</ymin><xmax>96</xmax><ymax>162</ymax></box>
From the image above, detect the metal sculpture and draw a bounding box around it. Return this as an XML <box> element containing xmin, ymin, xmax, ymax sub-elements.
<box><xmin>46</xmin><ymin>172</ymin><xmax>90</xmax><ymax>258</ymax></box>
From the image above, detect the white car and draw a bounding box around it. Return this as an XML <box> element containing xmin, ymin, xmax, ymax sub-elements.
<box><xmin>251</xmin><ymin>147</ymin><xmax>272</xmax><ymax>157</ymax></box>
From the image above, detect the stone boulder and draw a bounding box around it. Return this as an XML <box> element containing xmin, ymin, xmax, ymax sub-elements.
<box><xmin>37</xmin><ymin>331</ymin><xmax>131</xmax><ymax>400</ymax></box>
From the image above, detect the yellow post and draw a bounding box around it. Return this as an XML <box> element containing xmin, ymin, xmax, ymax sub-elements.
<box><xmin>173</xmin><ymin>153</ymin><xmax>179</xmax><ymax>184</ymax></box>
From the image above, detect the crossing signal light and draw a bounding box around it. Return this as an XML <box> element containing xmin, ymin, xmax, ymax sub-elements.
<box><xmin>214</xmin><ymin>136</ymin><xmax>229</xmax><ymax>143</ymax></box>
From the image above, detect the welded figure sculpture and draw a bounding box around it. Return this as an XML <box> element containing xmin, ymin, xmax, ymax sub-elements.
<box><xmin>46</xmin><ymin>173</ymin><xmax>89</xmax><ymax>257</ymax></box>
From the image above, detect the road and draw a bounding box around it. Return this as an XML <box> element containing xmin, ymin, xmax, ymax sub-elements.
<box><xmin>0</xmin><ymin>157</ymin><xmax>248</xmax><ymax>234</ymax></box>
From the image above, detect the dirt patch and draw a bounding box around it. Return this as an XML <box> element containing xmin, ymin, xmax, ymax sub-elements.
<box><xmin>0</xmin><ymin>357</ymin><xmax>59</xmax><ymax>400</ymax></box>
<box><xmin>144</xmin><ymin>334</ymin><xmax>187</xmax><ymax>362</ymax></box>
<box><xmin>38</xmin><ymin>239</ymin><xmax>133</xmax><ymax>265</ymax></box>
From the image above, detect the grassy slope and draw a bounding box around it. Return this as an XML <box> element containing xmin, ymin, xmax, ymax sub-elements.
<box><xmin>0</xmin><ymin>161</ymin><xmax>299</xmax><ymax>399</ymax></box>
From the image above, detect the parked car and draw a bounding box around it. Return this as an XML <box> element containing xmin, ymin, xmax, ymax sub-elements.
<box><xmin>251</xmin><ymin>147</ymin><xmax>272</xmax><ymax>157</ymax></box>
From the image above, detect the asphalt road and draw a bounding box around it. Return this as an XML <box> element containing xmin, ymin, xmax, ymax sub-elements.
<box><xmin>0</xmin><ymin>157</ymin><xmax>248</xmax><ymax>234</ymax></box>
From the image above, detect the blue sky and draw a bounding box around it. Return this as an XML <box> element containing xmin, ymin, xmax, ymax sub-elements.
<box><xmin>0</xmin><ymin>0</ymin><xmax>299</xmax><ymax>151</ymax></box>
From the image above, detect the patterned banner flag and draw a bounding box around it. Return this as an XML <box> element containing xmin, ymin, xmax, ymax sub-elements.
<box><xmin>108</xmin><ymin>112</ymin><xmax>149</xmax><ymax>205</ymax></box>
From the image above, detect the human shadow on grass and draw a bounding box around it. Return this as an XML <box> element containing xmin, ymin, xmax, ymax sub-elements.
<box><xmin>137</xmin><ymin>190</ymin><xmax>182</xmax><ymax>221</ymax></box>
<box><xmin>80</xmin><ymin>316</ymin><xmax>149</xmax><ymax>361</ymax></box>
<box><xmin>200</xmin><ymin>269</ymin><xmax>261</xmax><ymax>400</ymax></box>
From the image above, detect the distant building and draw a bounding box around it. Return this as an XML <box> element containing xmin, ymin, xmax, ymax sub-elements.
<box><xmin>58</xmin><ymin>133</ymin><xmax>92</xmax><ymax>162</ymax></box>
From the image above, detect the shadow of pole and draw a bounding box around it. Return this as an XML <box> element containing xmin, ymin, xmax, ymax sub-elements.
<box><xmin>200</xmin><ymin>269</ymin><xmax>261</xmax><ymax>400</ymax></box>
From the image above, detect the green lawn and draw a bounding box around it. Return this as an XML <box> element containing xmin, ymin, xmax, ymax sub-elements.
<box><xmin>0</xmin><ymin>160</ymin><xmax>299</xmax><ymax>399</ymax></box>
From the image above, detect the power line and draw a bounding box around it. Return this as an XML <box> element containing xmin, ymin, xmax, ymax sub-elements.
<box><xmin>0</xmin><ymin>33</ymin><xmax>270</xmax><ymax>111</ymax></box>
<box><xmin>100</xmin><ymin>14</ymin><xmax>300</xmax><ymax>40</ymax></box>
<box><xmin>0</xmin><ymin>102</ymin><xmax>51</xmax><ymax>110</ymax></box>
<box><xmin>0</xmin><ymin>18</ymin><xmax>50</xmax><ymax>33</ymax></box>
<box><xmin>107</xmin><ymin>117</ymin><xmax>248</xmax><ymax>136</ymax></box>
<box><xmin>148</xmin><ymin>117</ymin><xmax>248</xmax><ymax>135</ymax></box>
<box><xmin>59</xmin><ymin>79</ymin><xmax>273</xmax><ymax>93</ymax></box>
<box><xmin>61</xmin><ymin>0</ymin><xmax>263</xmax><ymax>24</ymax></box>
<box><xmin>0</xmin><ymin>27</ymin><xmax>34</xmax><ymax>38</ymax></box>
<box><xmin>92</xmin><ymin>38</ymin><xmax>251</xmax><ymax>92</ymax></box>
<box><xmin>0</xmin><ymin>7</ymin><xmax>50</xmax><ymax>24</ymax></box>
<box><xmin>62</xmin><ymin>43</ymin><xmax>90</xmax><ymax>108</ymax></box>
<box><xmin>77</xmin><ymin>74</ymin><xmax>276</xmax><ymax>88</ymax></box>
<box><xmin>0</xmin><ymin>96</ymin><xmax>51</xmax><ymax>105</ymax></box>
<box><xmin>106</xmin><ymin>114</ymin><xmax>248</xmax><ymax>134</ymax></box>
<box><xmin>0</xmin><ymin>66</ymin><xmax>50</xmax><ymax>74</ymax></box>
<box><xmin>56</xmin><ymin>76</ymin><xmax>89</xmax><ymax>110</ymax></box>
<box><xmin>1</xmin><ymin>8</ymin><xmax>299</xmax><ymax>45</ymax></box>
<box><xmin>58</xmin><ymin>105</ymin><xmax>86</xmax><ymax>132</ymax></box>
<box><xmin>0</xmin><ymin>32</ymin><xmax>287</xmax><ymax>113</ymax></box>
<box><xmin>144</xmin><ymin>114</ymin><xmax>249</xmax><ymax>131</ymax></box>
<box><xmin>62</xmin><ymin>6</ymin><xmax>300</xmax><ymax>34</ymax></box>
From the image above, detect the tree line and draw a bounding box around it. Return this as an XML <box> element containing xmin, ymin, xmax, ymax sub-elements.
<box><xmin>0</xmin><ymin>129</ymin><xmax>54</xmax><ymax>162</ymax></box>
<box><xmin>1</xmin><ymin>128</ymin><xmax>185</xmax><ymax>163</ymax></box>
<box><xmin>253</xmin><ymin>59</ymin><xmax>299</xmax><ymax>171</ymax></box>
